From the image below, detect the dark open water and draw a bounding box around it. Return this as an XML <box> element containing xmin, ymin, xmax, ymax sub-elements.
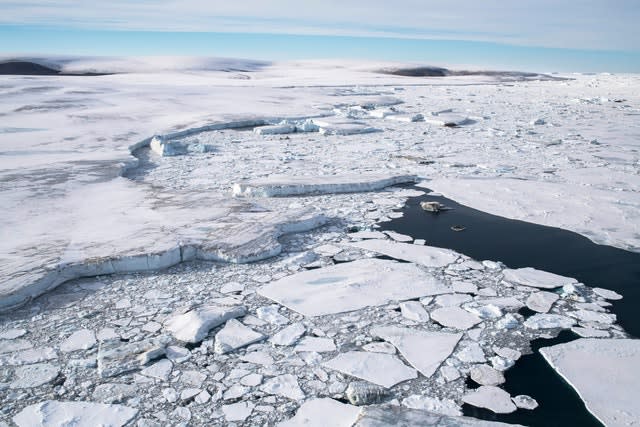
<box><xmin>380</xmin><ymin>189</ymin><xmax>640</xmax><ymax>426</ymax></box>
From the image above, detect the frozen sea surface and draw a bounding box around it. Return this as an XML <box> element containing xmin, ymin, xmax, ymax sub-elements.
<box><xmin>0</xmin><ymin>57</ymin><xmax>639</xmax><ymax>426</ymax></box>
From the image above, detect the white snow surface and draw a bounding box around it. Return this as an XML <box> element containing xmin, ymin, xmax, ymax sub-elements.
<box><xmin>540</xmin><ymin>339</ymin><xmax>640</xmax><ymax>427</ymax></box>
<box><xmin>258</xmin><ymin>258</ymin><xmax>451</xmax><ymax>317</ymax></box>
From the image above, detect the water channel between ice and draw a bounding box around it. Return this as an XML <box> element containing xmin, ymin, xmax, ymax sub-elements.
<box><xmin>380</xmin><ymin>187</ymin><xmax>640</xmax><ymax>426</ymax></box>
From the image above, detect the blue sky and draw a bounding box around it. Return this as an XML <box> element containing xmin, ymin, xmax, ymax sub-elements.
<box><xmin>1</xmin><ymin>1</ymin><xmax>639</xmax><ymax>72</ymax></box>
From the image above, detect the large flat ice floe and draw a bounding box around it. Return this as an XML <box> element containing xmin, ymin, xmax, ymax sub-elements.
<box><xmin>258</xmin><ymin>258</ymin><xmax>451</xmax><ymax>316</ymax></box>
<box><xmin>232</xmin><ymin>173</ymin><xmax>416</xmax><ymax>197</ymax></box>
<box><xmin>13</xmin><ymin>401</ymin><xmax>138</xmax><ymax>427</ymax></box>
<box><xmin>540</xmin><ymin>339</ymin><xmax>640</xmax><ymax>427</ymax></box>
<box><xmin>348</xmin><ymin>239</ymin><xmax>459</xmax><ymax>268</ymax></box>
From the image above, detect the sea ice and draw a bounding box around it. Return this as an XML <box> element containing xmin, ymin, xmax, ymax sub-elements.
<box><xmin>10</xmin><ymin>363</ymin><xmax>60</xmax><ymax>389</ymax></box>
<box><xmin>524</xmin><ymin>314</ymin><xmax>576</xmax><ymax>330</ymax></box>
<box><xmin>402</xmin><ymin>394</ymin><xmax>462</xmax><ymax>416</ymax></box>
<box><xmin>260</xmin><ymin>374</ymin><xmax>305</xmax><ymax>400</ymax></box>
<box><xmin>347</xmin><ymin>239</ymin><xmax>459</xmax><ymax>268</ymax></box>
<box><xmin>279</xmin><ymin>398</ymin><xmax>360</xmax><ymax>427</ymax></box>
<box><xmin>399</xmin><ymin>301</ymin><xmax>430</xmax><ymax>322</ymax></box>
<box><xmin>259</xmin><ymin>258</ymin><xmax>450</xmax><ymax>317</ymax></box>
<box><xmin>503</xmin><ymin>268</ymin><xmax>577</xmax><ymax>289</ymax></box>
<box><xmin>13</xmin><ymin>401</ymin><xmax>138</xmax><ymax>427</ymax></box>
<box><xmin>431</xmin><ymin>307</ymin><xmax>482</xmax><ymax>330</ymax></box>
<box><xmin>462</xmin><ymin>386</ymin><xmax>517</xmax><ymax>414</ymax></box>
<box><xmin>214</xmin><ymin>319</ymin><xmax>266</xmax><ymax>354</ymax></box>
<box><xmin>324</xmin><ymin>351</ymin><xmax>417</xmax><ymax>388</ymax></box>
<box><xmin>526</xmin><ymin>291</ymin><xmax>559</xmax><ymax>313</ymax></box>
<box><xmin>371</xmin><ymin>326</ymin><xmax>462</xmax><ymax>378</ymax></box>
<box><xmin>270</xmin><ymin>323</ymin><xmax>306</xmax><ymax>346</ymax></box>
<box><xmin>164</xmin><ymin>305</ymin><xmax>246</xmax><ymax>343</ymax></box>
<box><xmin>592</xmin><ymin>287</ymin><xmax>623</xmax><ymax>300</ymax></box>
<box><xmin>59</xmin><ymin>329</ymin><xmax>96</xmax><ymax>352</ymax></box>
<box><xmin>540</xmin><ymin>339</ymin><xmax>640</xmax><ymax>426</ymax></box>
<box><xmin>232</xmin><ymin>173</ymin><xmax>416</xmax><ymax>197</ymax></box>
<box><xmin>470</xmin><ymin>364</ymin><xmax>505</xmax><ymax>386</ymax></box>
<box><xmin>294</xmin><ymin>337</ymin><xmax>336</xmax><ymax>353</ymax></box>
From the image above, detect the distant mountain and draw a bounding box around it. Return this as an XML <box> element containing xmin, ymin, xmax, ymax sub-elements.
<box><xmin>0</xmin><ymin>61</ymin><xmax>61</xmax><ymax>75</ymax></box>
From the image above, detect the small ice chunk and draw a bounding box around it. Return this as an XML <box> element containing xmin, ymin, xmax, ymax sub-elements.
<box><xmin>526</xmin><ymin>291</ymin><xmax>559</xmax><ymax>313</ymax></box>
<box><xmin>0</xmin><ymin>328</ymin><xmax>27</xmax><ymax>340</ymax></box>
<box><xmin>164</xmin><ymin>305</ymin><xmax>246</xmax><ymax>343</ymax></box>
<box><xmin>402</xmin><ymin>394</ymin><xmax>462</xmax><ymax>416</ymax></box>
<box><xmin>399</xmin><ymin>301</ymin><xmax>430</xmax><ymax>322</ymax></box>
<box><xmin>97</xmin><ymin>336</ymin><xmax>170</xmax><ymax>378</ymax></box>
<box><xmin>440</xmin><ymin>366</ymin><xmax>460</xmax><ymax>382</ymax></box>
<box><xmin>10</xmin><ymin>363</ymin><xmax>60</xmax><ymax>389</ymax></box>
<box><xmin>524</xmin><ymin>314</ymin><xmax>576</xmax><ymax>330</ymax></box>
<box><xmin>435</xmin><ymin>294</ymin><xmax>473</xmax><ymax>307</ymax></box>
<box><xmin>470</xmin><ymin>364</ymin><xmax>505</xmax><ymax>386</ymax></box>
<box><xmin>324</xmin><ymin>351</ymin><xmax>417</xmax><ymax>388</ymax></box>
<box><xmin>0</xmin><ymin>347</ymin><xmax>57</xmax><ymax>366</ymax></box>
<box><xmin>592</xmin><ymin>288</ymin><xmax>622</xmax><ymax>301</ymax></box>
<box><xmin>60</xmin><ymin>329</ymin><xmax>96</xmax><ymax>353</ymax></box>
<box><xmin>140</xmin><ymin>359</ymin><xmax>173</xmax><ymax>381</ymax></box>
<box><xmin>503</xmin><ymin>268</ymin><xmax>577</xmax><ymax>289</ymax></box>
<box><xmin>271</xmin><ymin>323</ymin><xmax>306</xmax><ymax>346</ymax></box>
<box><xmin>256</xmin><ymin>305</ymin><xmax>289</xmax><ymax>325</ymax></box>
<box><xmin>494</xmin><ymin>314</ymin><xmax>521</xmax><ymax>330</ymax></box>
<box><xmin>13</xmin><ymin>401</ymin><xmax>137</xmax><ymax>427</ymax></box>
<box><xmin>456</xmin><ymin>342</ymin><xmax>486</xmax><ymax>363</ymax></box>
<box><xmin>279</xmin><ymin>398</ymin><xmax>360</xmax><ymax>427</ymax></box>
<box><xmin>513</xmin><ymin>395</ymin><xmax>539</xmax><ymax>410</ymax></box>
<box><xmin>348</xmin><ymin>230</ymin><xmax>386</xmax><ymax>240</ymax></box>
<box><xmin>0</xmin><ymin>338</ymin><xmax>33</xmax><ymax>354</ymax></box>
<box><xmin>462</xmin><ymin>386</ymin><xmax>517</xmax><ymax>414</ymax></box>
<box><xmin>260</xmin><ymin>374</ymin><xmax>305</xmax><ymax>400</ymax></box>
<box><xmin>493</xmin><ymin>347</ymin><xmax>521</xmax><ymax>361</ymax></box>
<box><xmin>465</xmin><ymin>304</ymin><xmax>503</xmax><ymax>320</ymax></box>
<box><xmin>240</xmin><ymin>373</ymin><xmax>263</xmax><ymax>387</ymax></box>
<box><xmin>295</xmin><ymin>337</ymin><xmax>336</xmax><ymax>353</ymax></box>
<box><xmin>452</xmin><ymin>282</ymin><xmax>478</xmax><ymax>294</ymax></box>
<box><xmin>214</xmin><ymin>319</ymin><xmax>266</xmax><ymax>354</ymax></box>
<box><xmin>222</xmin><ymin>401</ymin><xmax>255</xmax><ymax>422</ymax></box>
<box><xmin>220</xmin><ymin>282</ymin><xmax>245</xmax><ymax>294</ymax></box>
<box><xmin>570</xmin><ymin>310</ymin><xmax>616</xmax><ymax>325</ymax></box>
<box><xmin>431</xmin><ymin>307</ymin><xmax>482</xmax><ymax>330</ymax></box>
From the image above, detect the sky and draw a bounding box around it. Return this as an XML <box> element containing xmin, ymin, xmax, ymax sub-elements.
<box><xmin>0</xmin><ymin>0</ymin><xmax>639</xmax><ymax>72</ymax></box>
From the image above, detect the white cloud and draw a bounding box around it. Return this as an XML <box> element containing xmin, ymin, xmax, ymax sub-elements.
<box><xmin>0</xmin><ymin>0</ymin><xmax>638</xmax><ymax>51</ymax></box>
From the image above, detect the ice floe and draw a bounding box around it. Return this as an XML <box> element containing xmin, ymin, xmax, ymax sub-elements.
<box><xmin>540</xmin><ymin>339</ymin><xmax>640</xmax><ymax>426</ymax></box>
<box><xmin>13</xmin><ymin>401</ymin><xmax>138</xmax><ymax>427</ymax></box>
<box><xmin>503</xmin><ymin>267</ymin><xmax>577</xmax><ymax>289</ymax></box>
<box><xmin>232</xmin><ymin>173</ymin><xmax>416</xmax><ymax>197</ymax></box>
<box><xmin>371</xmin><ymin>326</ymin><xmax>462</xmax><ymax>378</ymax></box>
<box><xmin>324</xmin><ymin>351</ymin><xmax>417</xmax><ymax>388</ymax></box>
<box><xmin>259</xmin><ymin>258</ymin><xmax>450</xmax><ymax>317</ymax></box>
<box><xmin>279</xmin><ymin>398</ymin><xmax>360</xmax><ymax>427</ymax></box>
<box><xmin>462</xmin><ymin>386</ymin><xmax>517</xmax><ymax>414</ymax></box>
<box><xmin>347</xmin><ymin>239</ymin><xmax>459</xmax><ymax>268</ymax></box>
<box><xmin>164</xmin><ymin>305</ymin><xmax>246</xmax><ymax>343</ymax></box>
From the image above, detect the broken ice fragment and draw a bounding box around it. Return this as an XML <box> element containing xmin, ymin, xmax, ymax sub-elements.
<box><xmin>503</xmin><ymin>267</ymin><xmax>577</xmax><ymax>289</ymax></box>
<box><xmin>10</xmin><ymin>363</ymin><xmax>60</xmax><ymax>389</ymax></box>
<box><xmin>524</xmin><ymin>314</ymin><xmax>576</xmax><ymax>330</ymax></box>
<box><xmin>512</xmin><ymin>395</ymin><xmax>538</xmax><ymax>410</ymax></box>
<box><xmin>164</xmin><ymin>305</ymin><xmax>246</xmax><ymax>343</ymax></box>
<box><xmin>214</xmin><ymin>319</ymin><xmax>265</xmax><ymax>354</ymax></box>
<box><xmin>431</xmin><ymin>307</ymin><xmax>482</xmax><ymax>330</ymax></box>
<box><xmin>592</xmin><ymin>287</ymin><xmax>623</xmax><ymax>300</ymax></box>
<box><xmin>259</xmin><ymin>258</ymin><xmax>450</xmax><ymax>317</ymax></box>
<box><xmin>462</xmin><ymin>386</ymin><xmax>517</xmax><ymax>414</ymax></box>
<box><xmin>140</xmin><ymin>359</ymin><xmax>173</xmax><ymax>381</ymax></box>
<box><xmin>13</xmin><ymin>401</ymin><xmax>138</xmax><ymax>427</ymax></box>
<box><xmin>399</xmin><ymin>301</ymin><xmax>430</xmax><ymax>322</ymax></box>
<box><xmin>345</xmin><ymin>381</ymin><xmax>391</xmax><ymax>406</ymax></box>
<box><xmin>371</xmin><ymin>326</ymin><xmax>461</xmax><ymax>378</ymax></box>
<box><xmin>324</xmin><ymin>351</ymin><xmax>417</xmax><ymax>388</ymax></box>
<box><xmin>347</xmin><ymin>239</ymin><xmax>459</xmax><ymax>268</ymax></box>
<box><xmin>256</xmin><ymin>305</ymin><xmax>289</xmax><ymax>325</ymax></box>
<box><xmin>222</xmin><ymin>401</ymin><xmax>255</xmax><ymax>422</ymax></box>
<box><xmin>402</xmin><ymin>394</ymin><xmax>462</xmax><ymax>416</ymax></box>
<box><xmin>270</xmin><ymin>323</ymin><xmax>306</xmax><ymax>346</ymax></box>
<box><xmin>279</xmin><ymin>398</ymin><xmax>360</xmax><ymax>427</ymax></box>
<box><xmin>260</xmin><ymin>374</ymin><xmax>305</xmax><ymax>400</ymax></box>
<box><xmin>60</xmin><ymin>329</ymin><xmax>96</xmax><ymax>353</ymax></box>
<box><xmin>526</xmin><ymin>291</ymin><xmax>559</xmax><ymax>313</ymax></box>
<box><xmin>470</xmin><ymin>364</ymin><xmax>505</xmax><ymax>386</ymax></box>
<box><xmin>294</xmin><ymin>337</ymin><xmax>336</xmax><ymax>353</ymax></box>
<box><xmin>97</xmin><ymin>336</ymin><xmax>170</xmax><ymax>378</ymax></box>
